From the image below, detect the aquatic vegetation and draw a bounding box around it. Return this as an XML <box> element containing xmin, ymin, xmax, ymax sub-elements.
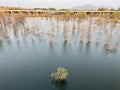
<box><xmin>63</xmin><ymin>12</ymin><xmax>72</xmax><ymax>20</ymax></box>
<box><xmin>76</xmin><ymin>12</ymin><xmax>87</xmax><ymax>19</ymax></box>
<box><xmin>51</xmin><ymin>67</ymin><xmax>68</xmax><ymax>82</ymax></box>
<box><xmin>87</xmin><ymin>21</ymin><xmax>93</xmax><ymax>43</ymax></box>
<box><xmin>106</xmin><ymin>13</ymin><xmax>120</xmax><ymax>23</ymax></box>
<box><xmin>105</xmin><ymin>43</ymin><xmax>117</xmax><ymax>53</ymax></box>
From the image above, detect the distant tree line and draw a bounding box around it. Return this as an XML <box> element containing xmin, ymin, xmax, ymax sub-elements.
<box><xmin>98</xmin><ymin>7</ymin><xmax>120</xmax><ymax>11</ymax></box>
<box><xmin>34</xmin><ymin>8</ymin><xmax>56</xmax><ymax>10</ymax></box>
<box><xmin>0</xmin><ymin>6</ymin><xmax>120</xmax><ymax>11</ymax></box>
<box><xmin>0</xmin><ymin>6</ymin><xmax>26</xmax><ymax>10</ymax></box>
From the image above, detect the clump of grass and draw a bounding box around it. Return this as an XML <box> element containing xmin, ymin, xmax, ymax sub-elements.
<box><xmin>105</xmin><ymin>43</ymin><xmax>117</xmax><ymax>53</ymax></box>
<box><xmin>112</xmin><ymin>19</ymin><xmax>119</xmax><ymax>23</ymax></box>
<box><xmin>75</xmin><ymin>12</ymin><xmax>87</xmax><ymax>19</ymax></box>
<box><xmin>51</xmin><ymin>67</ymin><xmax>68</xmax><ymax>83</ymax></box>
<box><xmin>106</xmin><ymin>13</ymin><xmax>120</xmax><ymax>23</ymax></box>
<box><xmin>62</xmin><ymin>12</ymin><xmax>72</xmax><ymax>20</ymax></box>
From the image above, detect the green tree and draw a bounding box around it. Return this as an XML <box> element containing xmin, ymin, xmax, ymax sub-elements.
<box><xmin>49</xmin><ymin>8</ymin><xmax>56</xmax><ymax>10</ymax></box>
<box><xmin>98</xmin><ymin>8</ymin><xmax>110</xmax><ymax>11</ymax></box>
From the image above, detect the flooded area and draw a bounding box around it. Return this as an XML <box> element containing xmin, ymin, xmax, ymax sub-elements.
<box><xmin>0</xmin><ymin>16</ymin><xmax>120</xmax><ymax>90</ymax></box>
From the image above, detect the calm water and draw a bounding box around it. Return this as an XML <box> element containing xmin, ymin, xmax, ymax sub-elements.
<box><xmin>0</xmin><ymin>17</ymin><xmax>120</xmax><ymax>90</ymax></box>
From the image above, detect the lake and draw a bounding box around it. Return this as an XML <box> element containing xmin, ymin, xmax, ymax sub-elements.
<box><xmin>0</xmin><ymin>16</ymin><xmax>120</xmax><ymax>90</ymax></box>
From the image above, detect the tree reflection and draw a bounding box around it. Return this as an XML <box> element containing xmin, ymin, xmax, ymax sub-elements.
<box><xmin>78</xmin><ymin>41</ymin><xmax>84</xmax><ymax>55</ymax></box>
<box><xmin>0</xmin><ymin>16</ymin><xmax>119</xmax><ymax>54</ymax></box>
<box><xmin>52</xmin><ymin>80</ymin><xmax>67</xmax><ymax>90</ymax></box>
<box><xmin>87</xmin><ymin>18</ymin><xmax>93</xmax><ymax>43</ymax></box>
<box><xmin>0</xmin><ymin>40</ymin><xmax>3</xmax><ymax>50</ymax></box>
<box><xmin>84</xmin><ymin>41</ymin><xmax>91</xmax><ymax>57</ymax></box>
<box><xmin>63</xmin><ymin>21</ymin><xmax>68</xmax><ymax>41</ymax></box>
<box><xmin>63</xmin><ymin>40</ymin><xmax>68</xmax><ymax>55</ymax></box>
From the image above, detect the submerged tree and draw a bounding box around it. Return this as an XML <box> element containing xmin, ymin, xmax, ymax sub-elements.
<box><xmin>51</xmin><ymin>67</ymin><xmax>68</xmax><ymax>83</ymax></box>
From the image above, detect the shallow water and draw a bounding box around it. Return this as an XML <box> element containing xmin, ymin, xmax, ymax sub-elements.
<box><xmin>0</xmin><ymin>17</ymin><xmax>120</xmax><ymax>90</ymax></box>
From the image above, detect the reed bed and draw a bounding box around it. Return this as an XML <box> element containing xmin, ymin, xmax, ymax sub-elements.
<box><xmin>0</xmin><ymin>13</ymin><xmax>120</xmax><ymax>53</ymax></box>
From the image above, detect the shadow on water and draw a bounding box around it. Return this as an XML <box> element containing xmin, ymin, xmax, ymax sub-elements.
<box><xmin>51</xmin><ymin>80</ymin><xmax>67</xmax><ymax>90</ymax></box>
<box><xmin>84</xmin><ymin>41</ymin><xmax>91</xmax><ymax>57</ymax></box>
<box><xmin>78</xmin><ymin>41</ymin><xmax>84</xmax><ymax>55</ymax></box>
<box><xmin>63</xmin><ymin>40</ymin><xmax>69</xmax><ymax>56</ymax></box>
<box><xmin>16</xmin><ymin>40</ymin><xmax>20</xmax><ymax>49</ymax></box>
<box><xmin>49</xmin><ymin>40</ymin><xmax>55</xmax><ymax>57</ymax></box>
<box><xmin>0</xmin><ymin>40</ymin><xmax>3</xmax><ymax>50</ymax></box>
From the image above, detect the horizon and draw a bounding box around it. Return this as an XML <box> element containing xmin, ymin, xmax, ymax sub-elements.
<box><xmin>0</xmin><ymin>0</ymin><xmax>120</xmax><ymax>9</ymax></box>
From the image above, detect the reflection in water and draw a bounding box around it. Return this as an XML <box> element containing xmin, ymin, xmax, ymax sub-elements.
<box><xmin>0</xmin><ymin>16</ymin><xmax>120</xmax><ymax>54</ymax></box>
<box><xmin>16</xmin><ymin>40</ymin><xmax>20</xmax><ymax>49</ymax></box>
<box><xmin>87</xmin><ymin>19</ymin><xmax>92</xmax><ymax>42</ymax></box>
<box><xmin>49</xmin><ymin>40</ymin><xmax>55</xmax><ymax>57</ymax></box>
<box><xmin>0</xmin><ymin>17</ymin><xmax>120</xmax><ymax>90</ymax></box>
<box><xmin>0</xmin><ymin>40</ymin><xmax>3</xmax><ymax>49</ymax></box>
<box><xmin>80</xmin><ymin>24</ymin><xmax>85</xmax><ymax>42</ymax></box>
<box><xmin>52</xmin><ymin>80</ymin><xmax>67</xmax><ymax>90</ymax></box>
<box><xmin>63</xmin><ymin>22</ymin><xmax>68</xmax><ymax>41</ymax></box>
<box><xmin>63</xmin><ymin>40</ymin><xmax>68</xmax><ymax>55</ymax></box>
<box><xmin>84</xmin><ymin>41</ymin><xmax>91</xmax><ymax>57</ymax></box>
<box><xmin>78</xmin><ymin>41</ymin><xmax>84</xmax><ymax>56</ymax></box>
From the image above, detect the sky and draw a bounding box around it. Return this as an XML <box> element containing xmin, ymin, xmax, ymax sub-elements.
<box><xmin>0</xmin><ymin>0</ymin><xmax>120</xmax><ymax>9</ymax></box>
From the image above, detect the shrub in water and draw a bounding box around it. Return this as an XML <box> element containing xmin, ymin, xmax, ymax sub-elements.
<box><xmin>51</xmin><ymin>67</ymin><xmax>68</xmax><ymax>82</ymax></box>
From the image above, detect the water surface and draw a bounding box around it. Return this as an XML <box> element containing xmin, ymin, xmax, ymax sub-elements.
<box><xmin>0</xmin><ymin>17</ymin><xmax>120</xmax><ymax>90</ymax></box>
